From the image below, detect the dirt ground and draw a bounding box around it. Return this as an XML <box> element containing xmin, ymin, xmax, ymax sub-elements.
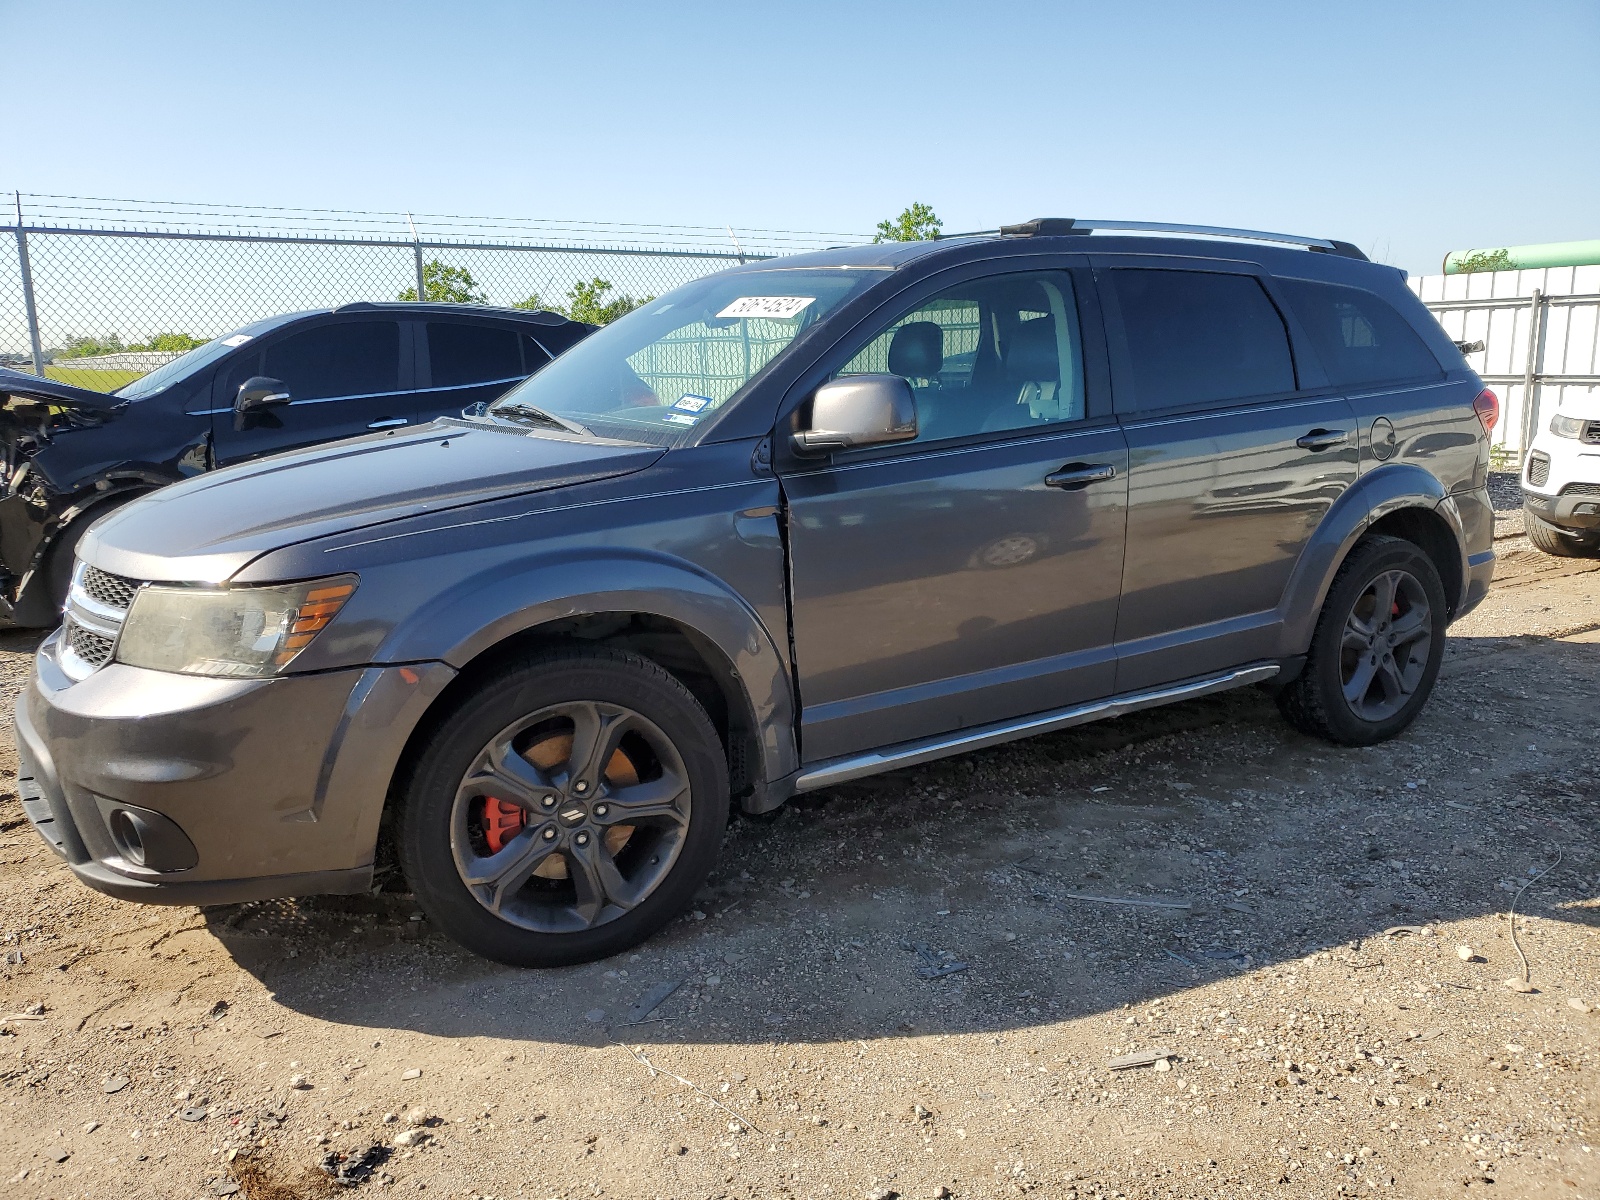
<box><xmin>2</xmin><ymin>506</ymin><xmax>1597</xmax><ymax>1200</ymax></box>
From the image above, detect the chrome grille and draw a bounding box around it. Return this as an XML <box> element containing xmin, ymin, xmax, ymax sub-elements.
<box><xmin>81</xmin><ymin>565</ymin><xmax>137</xmax><ymax>610</ymax></box>
<box><xmin>1526</xmin><ymin>451</ymin><xmax>1550</xmax><ymax>488</ymax></box>
<box><xmin>58</xmin><ymin>559</ymin><xmax>144</xmax><ymax>682</ymax></box>
<box><xmin>66</xmin><ymin>623</ymin><xmax>115</xmax><ymax>669</ymax></box>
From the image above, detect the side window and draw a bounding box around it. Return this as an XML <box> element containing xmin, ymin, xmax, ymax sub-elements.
<box><xmin>426</xmin><ymin>322</ymin><xmax>524</xmax><ymax>388</ymax></box>
<box><xmin>1109</xmin><ymin>270</ymin><xmax>1295</xmax><ymax>412</ymax></box>
<box><xmin>837</xmin><ymin>271</ymin><xmax>1085</xmax><ymax>443</ymax></box>
<box><xmin>1276</xmin><ymin>278</ymin><xmax>1443</xmax><ymax>388</ymax></box>
<box><xmin>261</xmin><ymin>321</ymin><xmax>400</xmax><ymax>402</ymax></box>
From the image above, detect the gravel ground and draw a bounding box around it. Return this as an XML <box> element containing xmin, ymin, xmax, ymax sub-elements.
<box><xmin>1</xmin><ymin>531</ymin><xmax>1596</xmax><ymax>1200</ymax></box>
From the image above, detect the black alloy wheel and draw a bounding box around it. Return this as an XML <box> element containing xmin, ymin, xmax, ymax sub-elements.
<box><xmin>1277</xmin><ymin>534</ymin><xmax>1448</xmax><ymax>746</ymax></box>
<box><xmin>399</xmin><ymin>647</ymin><xmax>728</xmax><ymax>967</ymax></box>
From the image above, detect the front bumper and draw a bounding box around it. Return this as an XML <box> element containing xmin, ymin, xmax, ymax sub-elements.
<box><xmin>14</xmin><ymin>630</ymin><xmax>455</xmax><ymax>906</ymax></box>
<box><xmin>1522</xmin><ymin>489</ymin><xmax>1600</xmax><ymax>532</ymax></box>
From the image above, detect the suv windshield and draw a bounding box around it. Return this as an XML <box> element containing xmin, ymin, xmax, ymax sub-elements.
<box><xmin>487</xmin><ymin>268</ymin><xmax>881</xmax><ymax>445</ymax></box>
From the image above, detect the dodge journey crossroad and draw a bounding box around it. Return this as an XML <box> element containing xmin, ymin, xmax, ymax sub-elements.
<box><xmin>15</xmin><ymin>219</ymin><xmax>1498</xmax><ymax>966</ymax></box>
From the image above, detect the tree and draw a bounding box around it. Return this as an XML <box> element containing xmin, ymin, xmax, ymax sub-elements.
<box><xmin>398</xmin><ymin>260</ymin><xmax>487</xmax><ymax>304</ymax></box>
<box><xmin>141</xmin><ymin>332</ymin><xmax>207</xmax><ymax>352</ymax></box>
<box><xmin>58</xmin><ymin>333</ymin><xmax>126</xmax><ymax>359</ymax></box>
<box><xmin>514</xmin><ymin>277</ymin><xmax>648</xmax><ymax>325</ymax></box>
<box><xmin>873</xmin><ymin>202</ymin><xmax>942</xmax><ymax>243</ymax></box>
<box><xmin>1453</xmin><ymin>248</ymin><xmax>1516</xmax><ymax>274</ymax></box>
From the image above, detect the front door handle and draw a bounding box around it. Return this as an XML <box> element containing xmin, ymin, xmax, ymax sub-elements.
<box><xmin>1296</xmin><ymin>428</ymin><xmax>1349</xmax><ymax>451</ymax></box>
<box><xmin>1044</xmin><ymin>462</ymin><xmax>1118</xmax><ymax>489</ymax></box>
<box><xmin>368</xmin><ymin>418</ymin><xmax>408</xmax><ymax>429</ymax></box>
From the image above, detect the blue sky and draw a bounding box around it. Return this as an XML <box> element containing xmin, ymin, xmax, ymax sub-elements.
<box><xmin>3</xmin><ymin>0</ymin><xmax>1596</xmax><ymax>274</ymax></box>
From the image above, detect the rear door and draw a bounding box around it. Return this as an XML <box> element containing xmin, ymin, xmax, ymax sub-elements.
<box><xmin>779</xmin><ymin>261</ymin><xmax>1129</xmax><ymax>761</ymax></box>
<box><xmin>418</xmin><ymin>318</ymin><xmax>552</xmax><ymax>420</ymax></box>
<box><xmin>211</xmin><ymin>316</ymin><xmax>410</xmax><ymax>463</ymax></box>
<box><xmin>1095</xmin><ymin>258</ymin><xmax>1358</xmax><ymax>691</ymax></box>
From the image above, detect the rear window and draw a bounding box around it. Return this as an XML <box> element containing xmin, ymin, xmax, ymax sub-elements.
<box><xmin>1110</xmin><ymin>270</ymin><xmax>1295</xmax><ymax>412</ymax></box>
<box><xmin>1277</xmin><ymin>278</ymin><xmax>1443</xmax><ymax>389</ymax></box>
<box><xmin>426</xmin><ymin>322</ymin><xmax>530</xmax><ymax>388</ymax></box>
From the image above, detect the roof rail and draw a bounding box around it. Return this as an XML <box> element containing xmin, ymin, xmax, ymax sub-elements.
<box><xmin>990</xmin><ymin>218</ymin><xmax>1368</xmax><ymax>260</ymax></box>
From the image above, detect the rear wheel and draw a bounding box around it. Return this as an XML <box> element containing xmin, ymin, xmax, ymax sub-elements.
<box><xmin>1524</xmin><ymin>506</ymin><xmax>1600</xmax><ymax>557</ymax></box>
<box><xmin>397</xmin><ymin>646</ymin><xmax>728</xmax><ymax>967</ymax></box>
<box><xmin>1277</xmin><ymin>535</ymin><xmax>1447</xmax><ymax>746</ymax></box>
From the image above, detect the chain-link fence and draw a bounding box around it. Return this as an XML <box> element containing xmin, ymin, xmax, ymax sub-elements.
<box><xmin>1</xmin><ymin>193</ymin><xmax>866</xmax><ymax>389</ymax></box>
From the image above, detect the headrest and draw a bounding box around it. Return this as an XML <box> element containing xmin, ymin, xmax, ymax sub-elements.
<box><xmin>888</xmin><ymin>321</ymin><xmax>944</xmax><ymax>379</ymax></box>
<box><xmin>1005</xmin><ymin>318</ymin><xmax>1059</xmax><ymax>383</ymax></box>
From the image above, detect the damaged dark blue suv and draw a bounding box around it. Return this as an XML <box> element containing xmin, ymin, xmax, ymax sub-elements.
<box><xmin>15</xmin><ymin>219</ymin><xmax>1497</xmax><ymax>966</ymax></box>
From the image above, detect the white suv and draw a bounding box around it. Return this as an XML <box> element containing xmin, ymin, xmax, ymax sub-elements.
<box><xmin>1522</xmin><ymin>395</ymin><xmax>1600</xmax><ymax>556</ymax></box>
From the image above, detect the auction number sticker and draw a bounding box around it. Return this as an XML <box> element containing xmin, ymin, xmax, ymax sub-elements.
<box><xmin>220</xmin><ymin>333</ymin><xmax>254</xmax><ymax>347</ymax></box>
<box><xmin>716</xmin><ymin>296</ymin><xmax>816</xmax><ymax>320</ymax></box>
<box><xmin>663</xmin><ymin>393</ymin><xmax>715</xmax><ymax>426</ymax></box>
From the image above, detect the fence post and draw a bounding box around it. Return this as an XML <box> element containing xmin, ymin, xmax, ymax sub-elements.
<box><xmin>405</xmin><ymin>212</ymin><xmax>426</xmax><ymax>301</ymax></box>
<box><xmin>1518</xmin><ymin>289</ymin><xmax>1545</xmax><ymax>465</ymax></box>
<box><xmin>14</xmin><ymin>193</ymin><xmax>45</xmax><ymax>377</ymax></box>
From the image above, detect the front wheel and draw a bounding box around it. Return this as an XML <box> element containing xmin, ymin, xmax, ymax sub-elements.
<box><xmin>1277</xmin><ymin>534</ymin><xmax>1447</xmax><ymax>746</ymax></box>
<box><xmin>1524</xmin><ymin>506</ymin><xmax>1600</xmax><ymax>558</ymax></box>
<box><xmin>397</xmin><ymin>646</ymin><xmax>729</xmax><ymax>967</ymax></box>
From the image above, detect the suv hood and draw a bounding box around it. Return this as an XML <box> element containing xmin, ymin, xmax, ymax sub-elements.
<box><xmin>82</xmin><ymin>421</ymin><xmax>664</xmax><ymax>583</ymax></box>
<box><xmin>0</xmin><ymin>367</ymin><xmax>126</xmax><ymax>412</ymax></box>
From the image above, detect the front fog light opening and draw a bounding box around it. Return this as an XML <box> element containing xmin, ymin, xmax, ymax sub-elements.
<box><xmin>108</xmin><ymin>808</ymin><xmax>146</xmax><ymax>866</ymax></box>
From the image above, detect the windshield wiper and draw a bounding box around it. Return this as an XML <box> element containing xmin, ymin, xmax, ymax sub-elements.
<box><xmin>490</xmin><ymin>402</ymin><xmax>591</xmax><ymax>437</ymax></box>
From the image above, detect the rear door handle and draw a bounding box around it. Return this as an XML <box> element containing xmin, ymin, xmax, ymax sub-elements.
<box><xmin>1296</xmin><ymin>428</ymin><xmax>1348</xmax><ymax>451</ymax></box>
<box><xmin>368</xmin><ymin>418</ymin><xmax>408</xmax><ymax>429</ymax></box>
<box><xmin>1044</xmin><ymin>462</ymin><xmax>1118</xmax><ymax>489</ymax></box>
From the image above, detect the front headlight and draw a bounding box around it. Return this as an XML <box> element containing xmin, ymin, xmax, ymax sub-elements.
<box><xmin>116</xmin><ymin>575</ymin><xmax>357</xmax><ymax>677</ymax></box>
<box><xmin>1549</xmin><ymin>414</ymin><xmax>1586</xmax><ymax>439</ymax></box>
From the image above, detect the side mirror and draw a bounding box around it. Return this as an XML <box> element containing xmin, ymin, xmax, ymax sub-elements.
<box><xmin>235</xmin><ymin>376</ymin><xmax>292</xmax><ymax>414</ymax></box>
<box><xmin>792</xmin><ymin>374</ymin><xmax>918</xmax><ymax>455</ymax></box>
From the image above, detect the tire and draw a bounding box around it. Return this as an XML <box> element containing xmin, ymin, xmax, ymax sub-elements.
<box><xmin>1524</xmin><ymin>505</ymin><xmax>1600</xmax><ymax>558</ymax></box>
<box><xmin>1277</xmin><ymin>534</ymin><xmax>1448</xmax><ymax>746</ymax></box>
<box><xmin>397</xmin><ymin>646</ymin><xmax>729</xmax><ymax>967</ymax></box>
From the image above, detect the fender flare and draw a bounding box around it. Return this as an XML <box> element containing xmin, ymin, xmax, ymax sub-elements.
<box><xmin>1277</xmin><ymin>463</ymin><xmax>1457</xmax><ymax>655</ymax></box>
<box><xmin>377</xmin><ymin>549</ymin><xmax>800</xmax><ymax>789</ymax></box>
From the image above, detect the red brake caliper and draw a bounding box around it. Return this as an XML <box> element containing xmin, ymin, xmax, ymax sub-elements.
<box><xmin>481</xmin><ymin>798</ymin><xmax>525</xmax><ymax>854</ymax></box>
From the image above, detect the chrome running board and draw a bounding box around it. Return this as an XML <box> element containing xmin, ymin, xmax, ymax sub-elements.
<box><xmin>793</xmin><ymin>662</ymin><xmax>1280</xmax><ymax>792</ymax></box>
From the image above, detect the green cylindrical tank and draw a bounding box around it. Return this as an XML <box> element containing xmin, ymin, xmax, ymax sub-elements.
<box><xmin>1444</xmin><ymin>239</ymin><xmax>1600</xmax><ymax>274</ymax></box>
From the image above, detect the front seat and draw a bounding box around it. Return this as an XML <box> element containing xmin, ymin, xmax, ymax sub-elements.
<box><xmin>983</xmin><ymin>317</ymin><xmax>1063</xmax><ymax>432</ymax></box>
<box><xmin>887</xmin><ymin>321</ymin><xmax>944</xmax><ymax>436</ymax></box>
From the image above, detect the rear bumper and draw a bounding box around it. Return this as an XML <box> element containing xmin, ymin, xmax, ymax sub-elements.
<box><xmin>14</xmin><ymin>631</ymin><xmax>455</xmax><ymax>906</ymax></box>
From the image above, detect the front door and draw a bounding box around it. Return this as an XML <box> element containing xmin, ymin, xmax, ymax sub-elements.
<box><xmin>212</xmin><ymin>316</ymin><xmax>411</xmax><ymax>464</ymax></box>
<box><xmin>1095</xmin><ymin>260</ymin><xmax>1359</xmax><ymax>691</ymax></box>
<box><xmin>780</xmin><ymin>267</ymin><xmax>1129</xmax><ymax>763</ymax></box>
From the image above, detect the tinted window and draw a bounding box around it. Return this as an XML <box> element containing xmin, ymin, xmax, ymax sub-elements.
<box><xmin>521</xmin><ymin>334</ymin><xmax>552</xmax><ymax>373</ymax></box>
<box><xmin>837</xmin><ymin>271</ymin><xmax>1086</xmax><ymax>443</ymax></box>
<box><xmin>261</xmin><ymin>321</ymin><xmax>400</xmax><ymax>402</ymax></box>
<box><xmin>427</xmin><ymin>322</ymin><xmax>525</xmax><ymax>388</ymax></box>
<box><xmin>1110</xmin><ymin>270</ymin><xmax>1294</xmax><ymax>411</ymax></box>
<box><xmin>1277</xmin><ymin>278</ymin><xmax>1443</xmax><ymax>388</ymax></box>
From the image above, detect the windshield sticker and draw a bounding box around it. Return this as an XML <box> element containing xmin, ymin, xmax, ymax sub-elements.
<box><xmin>663</xmin><ymin>412</ymin><xmax>700</xmax><ymax>426</ymax></box>
<box><xmin>716</xmin><ymin>296</ymin><xmax>817</xmax><ymax>320</ymax></box>
<box><xmin>220</xmin><ymin>334</ymin><xmax>253</xmax><ymax>347</ymax></box>
<box><xmin>671</xmin><ymin>393</ymin><xmax>713</xmax><ymax>414</ymax></box>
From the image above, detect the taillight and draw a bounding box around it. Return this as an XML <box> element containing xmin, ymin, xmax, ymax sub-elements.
<box><xmin>1473</xmin><ymin>388</ymin><xmax>1499</xmax><ymax>434</ymax></box>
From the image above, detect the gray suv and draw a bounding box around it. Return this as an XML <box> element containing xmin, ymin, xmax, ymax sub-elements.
<box><xmin>15</xmin><ymin>219</ymin><xmax>1497</xmax><ymax>966</ymax></box>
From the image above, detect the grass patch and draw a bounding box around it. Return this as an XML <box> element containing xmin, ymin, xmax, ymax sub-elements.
<box><xmin>42</xmin><ymin>366</ymin><xmax>144</xmax><ymax>393</ymax></box>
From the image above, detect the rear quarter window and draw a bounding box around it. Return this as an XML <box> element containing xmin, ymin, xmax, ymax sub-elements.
<box><xmin>426</xmin><ymin>322</ymin><xmax>528</xmax><ymax>388</ymax></box>
<box><xmin>1109</xmin><ymin>269</ymin><xmax>1296</xmax><ymax>412</ymax></box>
<box><xmin>1277</xmin><ymin>277</ymin><xmax>1443</xmax><ymax>389</ymax></box>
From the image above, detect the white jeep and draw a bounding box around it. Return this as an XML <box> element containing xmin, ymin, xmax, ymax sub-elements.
<box><xmin>1522</xmin><ymin>395</ymin><xmax>1600</xmax><ymax>556</ymax></box>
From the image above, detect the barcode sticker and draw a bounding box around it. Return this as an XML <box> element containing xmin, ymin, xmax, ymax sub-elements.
<box><xmin>716</xmin><ymin>296</ymin><xmax>816</xmax><ymax>320</ymax></box>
